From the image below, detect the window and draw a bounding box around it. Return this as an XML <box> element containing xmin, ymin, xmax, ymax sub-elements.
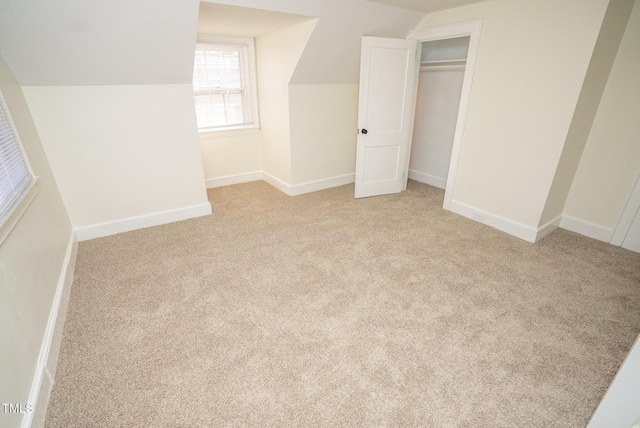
<box><xmin>0</xmin><ymin>89</ymin><xmax>35</xmax><ymax>226</ymax></box>
<box><xmin>193</xmin><ymin>37</ymin><xmax>259</xmax><ymax>132</ymax></box>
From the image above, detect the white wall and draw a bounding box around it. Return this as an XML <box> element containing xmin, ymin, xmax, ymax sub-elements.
<box><xmin>416</xmin><ymin>0</ymin><xmax>610</xmax><ymax>229</ymax></box>
<box><xmin>588</xmin><ymin>334</ymin><xmax>640</xmax><ymax>427</ymax></box>
<box><xmin>0</xmin><ymin>55</ymin><xmax>75</xmax><ymax>428</ymax></box>
<box><xmin>541</xmin><ymin>0</ymin><xmax>636</xmax><ymax>226</ymax></box>
<box><xmin>409</xmin><ymin>67</ymin><xmax>466</xmax><ymax>189</ymax></box>
<box><xmin>22</xmin><ymin>85</ymin><xmax>211</xmax><ymax>238</ymax></box>
<box><xmin>564</xmin><ymin>0</ymin><xmax>640</xmax><ymax>234</ymax></box>
<box><xmin>256</xmin><ymin>19</ymin><xmax>317</xmax><ymax>186</ymax></box>
<box><xmin>289</xmin><ymin>84</ymin><xmax>359</xmax><ymax>185</ymax></box>
<box><xmin>200</xmin><ymin>129</ymin><xmax>263</xmax><ymax>187</ymax></box>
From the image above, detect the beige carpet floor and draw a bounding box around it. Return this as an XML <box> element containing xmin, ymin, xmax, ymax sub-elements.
<box><xmin>45</xmin><ymin>180</ymin><xmax>640</xmax><ymax>427</ymax></box>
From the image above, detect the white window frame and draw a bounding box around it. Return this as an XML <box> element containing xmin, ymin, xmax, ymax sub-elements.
<box><xmin>0</xmin><ymin>89</ymin><xmax>38</xmax><ymax>245</ymax></box>
<box><xmin>193</xmin><ymin>35</ymin><xmax>260</xmax><ymax>134</ymax></box>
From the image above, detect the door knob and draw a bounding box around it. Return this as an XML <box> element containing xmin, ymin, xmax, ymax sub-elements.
<box><xmin>361</xmin><ymin>129</ymin><xmax>368</xmax><ymax>134</ymax></box>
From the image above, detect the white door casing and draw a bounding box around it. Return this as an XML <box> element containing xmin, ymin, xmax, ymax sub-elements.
<box><xmin>354</xmin><ymin>36</ymin><xmax>418</xmax><ymax>198</ymax></box>
<box><xmin>622</xmin><ymin>207</ymin><xmax>640</xmax><ymax>253</ymax></box>
<box><xmin>612</xmin><ymin>171</ymin><xmax>640</xmax><ymax>253</ymax></box>
<box><xmin>408</xmin><ymin>20</ymin><xmax>483</xmax><ymax>210</ymax></box>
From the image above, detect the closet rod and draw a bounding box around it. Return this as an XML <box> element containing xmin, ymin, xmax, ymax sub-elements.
<box><xmin>420</xmin><ymin>64</ymin><xmax>466</xmax><ymax>71</ymax></box>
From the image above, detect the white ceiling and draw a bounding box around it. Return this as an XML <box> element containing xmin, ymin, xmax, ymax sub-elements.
<box><xmin>366</xmin><ymin>0</ymin><xmax>487</xmax><ymax>13</ymax></box>
<box><xmin>198</xmin><ymin>3</ymin><xmax>314</xmax><ymax>37</ymax></box>
<box><xmin>0</xmin><ymin>0</ymin><xmax>202</xmax><ymax>86</ymax></box>
<box><xmin>199</xmin><ymin>0</ymin><xmax>427</xmax><ymax>85</ymax></box>
<box><xmin>0</xmin><ymin>0</ymin><xmax>470</xmax><ymax>86</ymax></box>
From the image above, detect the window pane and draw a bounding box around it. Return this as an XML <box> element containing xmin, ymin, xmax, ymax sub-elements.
<box><xmin>0</xmin><ymin>90</ymin><xmax>33</xmax><ymax>219</ymax></box>
<box><xmin>193</xmin><ymin>41</ymin><xmax>255</xmax><ymax>130</ymax></box>
<box><xmin>225</xmin><ymin>92</ymin><xmax>244</xmax><ymax>125</ymax></box>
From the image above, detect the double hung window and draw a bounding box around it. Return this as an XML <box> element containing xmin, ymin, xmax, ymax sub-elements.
<box><xmin>193</xmin><ymin>37</ymin><xmax>259</xmax><ymax>132</ymax></box>
<box><xmin>0</xmin><ymin>90</ymin><xmax>34</xmax><ymax>227</ymax></box>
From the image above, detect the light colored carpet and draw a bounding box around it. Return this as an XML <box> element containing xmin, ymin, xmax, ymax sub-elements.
<box><xmin>45</xmin><ymin>180</ymin><xmax>640</xmax><ymax>427</ymax></box>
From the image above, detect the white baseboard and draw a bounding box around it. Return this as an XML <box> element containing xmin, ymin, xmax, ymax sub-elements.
<box><xmin>205</xmin><ymin>171</ymin><xmax>262</xmax><ymax>189</ymax></box>
<box><xmin>262</xmin><ymin>172</ymin><xmax>293</xmax><ymax>196</ymax></box>
<box><xmin>290</xmin><ymin>173</ymin><xmax>355</xmax><ymax>196</ymax></box>
<box><xmin>408</xmin><ymin>169</ymin><xmax>447</xmax><ymax>189</ymax></box>
<box><xmin>536</xmin><ymin>215</ymin><xmax>562</xmax><ymax>242</ymax></box>
<box><xmin>449</xmin><ymin>199</ymin><xmax>538</xmax><ymax>243</ymax></box>
<box><xmin>23</xmin><ymin>231</ymin><xmax>78</xmax><ymax>428</ymax></box>
<box><xmin>262</xmin><ymin>172</ymin><xmax>355</xmax><ymax>197</ymax></box>
<box><xmin>560</xmin><ymin>215</ymin><xmax>613</xmax><ymax>242</ymax></box>
<box><xmin>75</xmin><ymin>202</ymin><xmax>212</xmax><ymax>241</ymax></box>
<box><xmin>446</xmin><ymin>200</ymin><xmax>615</xmax><ymax>244</ymax></box>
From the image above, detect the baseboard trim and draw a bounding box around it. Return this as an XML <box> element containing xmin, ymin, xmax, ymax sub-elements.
<box><xmin>408</xmin><ymin>169</ymin><xmax>446</xmax><ymax>189</ymax></box>
<box><xmin>262</xmin><ymin>172</ymin><xmax>356</xmax><ymax>197</ymax></box>
<box><xmin>560</xmin><ymin>215</ymin><xmax>613</xmax><ymax>242</ymax></box>
<box><xmin>23</xmin><ymin>231</ymin><xmax>78</xmax><ymax>428</ymax></box>
<box><xmin>262</xmin><ymin>172</ymin><xmax>293</xmax><ymax>196</ymax></box>
<box><xmin>290</xmin><ymin>173</ymin><xmax>355</xmax><ymax>196</ymax></box>
<box><xmin>75</xmin><ymin>202</ymin><xmax>212</xmax><ymax>241</ymax></box>
<box><xmin>448</xmin><ymin>199</ymin><xmax>538</xmax><ymax>243</ymax></box>
<box><xmin>205</xmin><ymin>171</ymin><xmax>262</xmax><ymax>189</ymax></box>
<box><xmin>536</xmin><ymin>215</ymin><xmax>562</xmax><ymax>242</ymax></box>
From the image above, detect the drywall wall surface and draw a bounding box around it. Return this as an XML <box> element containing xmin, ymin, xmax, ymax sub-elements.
<box><xmin>203</xmin><ymin>0</ymin><xmax>425</xmax><ymax>84</ymax></box>
<box><xmin>540</xmin><ymin>0</ymin><xmax>635</xmax><ymax>226</ymax></box>
<box><xmin>200</xmin><ymin>130</ymin><xmax>263</xmax><ymax>181</ymax></box>
<box><xmin>291</xmin><ymin>0</ymin><xmax>425</xmax><ymax>84</ymax></box>
<box><xmin>0</xmin><ymin>0</ymin><xmax>200</xmax><ymax>85</ymax></box>
<box><xmin>0</xmin><ymin>55</ymin><xmax>72</xmax><ymax>428</ymax></box>
<box><xmin>21</xmin><ymin>84</ymin><xmax>210</xmax><ymax>229</ymax></box>
<box><xmin>256</xmin><ymin>19</ymin><xmax>317</xmax><ymax>185</ymax></box>
<box><xmin>410</xmin><ymin>68</ymin><xmax>466</xmax><ymax>187</ymax></box>
<box><xmin>564</xmin><ymin>0</ymin><xmax>640</xmax><ymax>230</ymax></box>
<box><xmin>588</xmin><ymin>334</ymin><xmax>640</xmax><ymax>427</ymax></box>
<box><xmin>415</xmin><ymin>0</ymin><xmax>609</xmax><ymax>228</ymax></box>
<box><xmin>289</xmin><ymin>84</ymin><xmax>359</xmax><ymax>185</ymax></box>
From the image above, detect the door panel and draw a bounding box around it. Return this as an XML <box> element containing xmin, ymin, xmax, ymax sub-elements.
<box><xmin>355</xmin><ymin>37</ymin><xmax>418</xmax><ymax>198</ymax></box>
<box><xmin>363</xmin><ymin>145</ymin><xmax>400</xmax><ymax>183</ymax></box>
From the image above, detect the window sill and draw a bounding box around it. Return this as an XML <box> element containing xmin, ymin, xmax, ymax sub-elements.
<box><xmin>0</xmin><ymin>177</ymin><xmax>39</xmax><ymax>246</ymax></box>
<box><xmin>199</xmin><ymin>126</ymin><xmax>261</xmax><ymax>140</ymax></box>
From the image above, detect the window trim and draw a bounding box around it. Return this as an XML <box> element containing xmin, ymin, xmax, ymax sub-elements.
<box><xmin>0</xmin><ymin>177</ymin><xmax>38</xmax><ymax>246</ymax></box>
<box><xmin>0</xmin><ymin>89</ymin><xmax>38</xmax><ymax>246</ymax></box>
<box><xmin>194</xmin><ymin>35</ymin><xmax>260</xmax><ymax>133</ymax></box>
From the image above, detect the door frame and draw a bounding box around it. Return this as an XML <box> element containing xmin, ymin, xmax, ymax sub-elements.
<box><xmin>407</xmin><ymin>19</ymin><xmax>483</xmax><ymax>210</ymax></box>
<box><xmin>611</xmin><ymin>171</ymin><xmax>640</xmax><ymax>246</ymax></box>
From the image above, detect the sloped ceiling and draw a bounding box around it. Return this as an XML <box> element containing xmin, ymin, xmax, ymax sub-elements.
<box><xmin>365</xmin><ymin>0</ymin><xmax>488</xmax><ymax>13</ymax></box>
<box><xmin>198</xmin><ymin>3</ymin><xmax>314</xmax><ymax>38</ymax></box>
<box><xmin>0</xmin><ymin>0</ymin><xmax>201</xmax><ymax>85</ymax></box>
<box><xmin>205</xmin><ymin>0</ymin><xmax>427</xmax><ymax>84</ymax></box>
<box><xmin>0</xmin><ymin>0</ymin><xmax>428</xmax><ymax>86</ymax></box>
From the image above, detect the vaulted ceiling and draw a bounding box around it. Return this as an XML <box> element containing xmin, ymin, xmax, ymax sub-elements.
<box><xmin>0</xmin><ymin>0</ymin><xmax>202</xmax><ymax>85</ymax></box>
<box><xmin>365</xmin><ymin>0</ymin><xmax>488</xmax><ymax>13</ymax></box>
<box><xmin>0</xmin><ymin>0</ymin><xmax>483</xmax><ymax>86</ymax></box>
<box><xmin>197</xmin><ymin>3</ymin><xmax>313</xmax><ymax>37</ymax></box>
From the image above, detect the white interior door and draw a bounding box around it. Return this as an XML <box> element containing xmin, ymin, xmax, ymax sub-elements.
<box><xmin>355</xmin><ymin>36</ymin><xmax>418</xmax><ymax>198</ymax></box>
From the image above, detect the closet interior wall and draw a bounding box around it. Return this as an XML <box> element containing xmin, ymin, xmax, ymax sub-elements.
<box><xmin>409</xmin><ymin>37</ymin><xmax>470</xmax><ymax>190</ymax></box>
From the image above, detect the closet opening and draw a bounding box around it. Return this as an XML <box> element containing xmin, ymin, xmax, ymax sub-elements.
<box><xmin>409</xmin><ymin>36</ymin><xmax>470</xmax><ymax>197</ymax></box>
